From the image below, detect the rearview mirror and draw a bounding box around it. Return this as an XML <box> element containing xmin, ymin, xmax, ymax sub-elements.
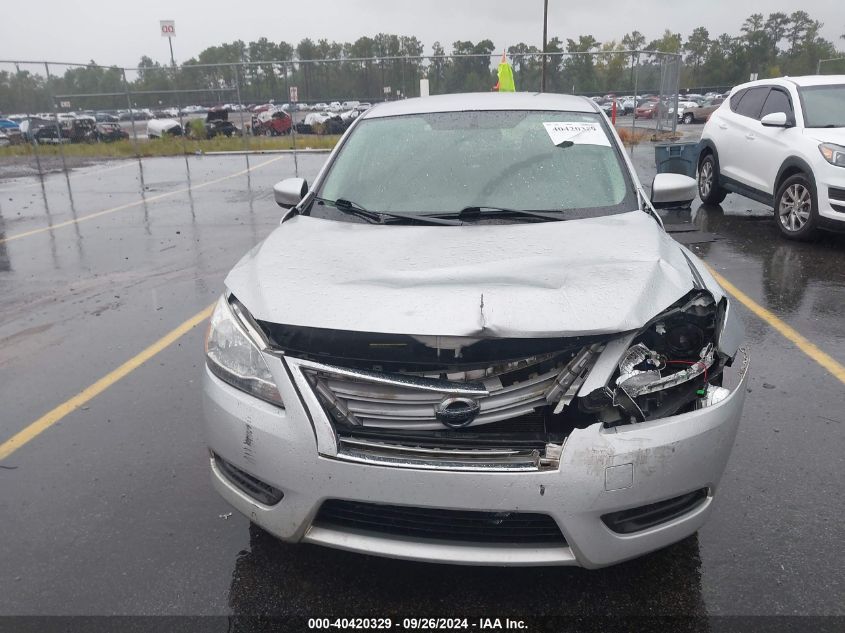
<box><xmin>651</xmin><ymin>173</ymin><xmax>697</xmax><ymax>209</ymax></box>
<box><xmin>760</xmin><ymin>112</ymin><xmax>792</xmax><ymax>128</ymax></box>
<box><xmin>273</xmin><ymin>178</ymin><xmax>308</xmax><ymax>208</ymax></box>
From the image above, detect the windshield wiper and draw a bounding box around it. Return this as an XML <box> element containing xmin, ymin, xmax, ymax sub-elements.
<box><xmin>314</xmin><ymin>196</ymin><xmax>461</xmax><ymax>225</ymax></box>
<box><xmin>313</xmin><ymin>196</ymin><xmax>381</xmax><ymax>223</ymax></box>
<box><xmin>456</xmin><ymin>206</ymin><xmax>569</xmax><ymax>222</ymax></box>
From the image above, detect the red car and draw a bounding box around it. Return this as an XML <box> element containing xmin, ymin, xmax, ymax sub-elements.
<box><xmin>96</xmin><ymin>122</ymin><xmax>130</xmax><ymax>142</ymax></box>
<box><xmin>251</xmin><ymin>109</ymin><xmax>292</xmax><ymax>136</ymax></box>
<box><xmin>634</xmin><ymin>101</ymin><xmax>660</xmax><ymax>119</ymax></box>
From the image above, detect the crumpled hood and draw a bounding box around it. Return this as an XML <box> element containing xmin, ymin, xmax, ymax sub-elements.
<box><xmin>225</xmin><ymin>211</ymin><xmax>697</xmax><ymax>338</ymax></box>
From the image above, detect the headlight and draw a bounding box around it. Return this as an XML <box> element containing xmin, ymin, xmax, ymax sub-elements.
<box><xmin>582</xmin><ymin>291</ymin><xmax>722</xmax><ymax>424</ymax></box>
<box><xmin>205</xmin><ymin>295</ymin><xmax>283</xmax><ymax>407</ymax></box>
<box><xmin>819</xmin><ymin>143</ymin><xmax>845</xmax><ymax>168</ymax></box>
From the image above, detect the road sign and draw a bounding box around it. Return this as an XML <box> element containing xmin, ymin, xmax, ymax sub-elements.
<box><xmin>160</xmin><ymin>20</ymin><xmax>176</xmax><ymax>37</ymax></box>
<box><xmin>383</xmin><ymin>86</ymin><xmax>392</xmax><ymax>94</ymax></box>
<box><xmin>289</xmin><ymin>86</ymin><xmax>298</xmax><ymax>103</ymax></box>
<box><xmin>59</xmin><ymin>101</ymin><xmax>71</xmax><ymax>108</ymax></box>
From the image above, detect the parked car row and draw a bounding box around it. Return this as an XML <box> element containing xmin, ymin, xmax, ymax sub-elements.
<box><xmin>589</xmin><ymin>94</ymin><xmax>706</xmax><ymax>119</ymax></box>
<box><xmin>147</xmin><ymin>111</ymin><xmax>240</xmax><ymax>139</ymax></box>
<box><xmin>629</xmin><ymin>93</ymin><xmax>730</xmax><ymax>124</ymax></box>
<box><xmin>298</xmin><ymin>108</ymin><xmax>360</xmax><ymax>134</ymax></box>
<box><xmin>0</xmin><ymin>114</ymin><xmax>129</xmax><ymax>144</ymax></box>
<box><xmin>3</xmin><ymin>100</ymin><xmax>377</xmax><ymax>129</ymax></box>
<box><xmin>586</xmin><ymin>91</ymin><xmax>733</xmax><ymax>124</ymax></box>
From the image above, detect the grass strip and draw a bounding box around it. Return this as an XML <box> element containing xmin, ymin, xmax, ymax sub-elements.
<box><xmin>0</xmin><ymin>134</ymin><xmax>341</xmax><ymax>159</ymax></box>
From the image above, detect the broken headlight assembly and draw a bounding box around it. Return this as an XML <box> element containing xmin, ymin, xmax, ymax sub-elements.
<box><xmin>582</xmin><ymin>291</ymin><xmax>730</xmax><ymax>425</ymax></box>
<box><xmin>205</xmin><ymin>295</ymin><xmax>284</xmax><ymax>407</ymax></box>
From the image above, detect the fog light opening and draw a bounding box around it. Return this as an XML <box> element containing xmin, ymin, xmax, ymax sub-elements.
<box><xmin>601</xmin><ymin>488</ymin><xmax>709</xmax><ymax>534</ymax></box>
<box><xmin>213</xmin><ymin>453</ymin><xmax>284</xmax><ymax>505</ymax></box>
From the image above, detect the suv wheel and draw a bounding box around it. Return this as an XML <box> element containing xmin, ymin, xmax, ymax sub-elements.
<box><xmin>683</xmin><ymin>113</ymin><xmax>694</xmax><ymax>124</ymax></box>
<box><xmin>775</xmin><ymin>174</ymin><xmax>819</xmax><ymax>240</ymax></box>
<box><xmin>698</xmin><ymin>154</ymin><xmax>727</xmax><ymax>204</ymax></box>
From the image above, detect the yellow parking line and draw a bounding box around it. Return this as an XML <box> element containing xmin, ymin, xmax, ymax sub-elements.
<box><xmin>0</xmin><ymin>304</ymin><xmax>214</xmax><ymax>461</ymax></box>
<box><xmin>707</xmin><ymin>265</ymin><xmax>845</xmax><ymax>385</ymax></box>
<box><xmin>0</xmin><ymin>155</ymin><xmax>285</xmax><ymax>245</ymax></box>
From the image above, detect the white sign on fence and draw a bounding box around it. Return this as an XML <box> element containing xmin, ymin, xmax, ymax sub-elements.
<box><xmin>383</xmin><ymin>86</ymin><xmax>392</xmax><ymax>94</ymax></box>
<box><xmin>59</xmin><ymin>100</ymin><xmax>71</xmax><ymax>108</ymax></box>
<box><xmin>160</xmin><ymin>20</ymin><xmax>176</xmax><ymax>37</ymax></box>
<box><xmin>289</xmin><ymin>86</ymin><xmax>298</xmax><ymax>103</ymax></box>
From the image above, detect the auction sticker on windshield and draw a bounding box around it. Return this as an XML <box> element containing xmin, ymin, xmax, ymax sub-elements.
<box><xmin>543</xmin><ymin>122</ymin><xmax>611</xmax><ymax>147</ymax></box>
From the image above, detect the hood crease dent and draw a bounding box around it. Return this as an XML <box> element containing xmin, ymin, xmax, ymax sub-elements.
<box><xmin>225</xmin><ymin>211</ymin><xmax>696</xmax><ymax>339</ymax></box>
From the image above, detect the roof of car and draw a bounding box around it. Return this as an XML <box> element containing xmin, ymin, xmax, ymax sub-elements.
<box><xmin>784</xmin><ymin>75</ymin><xmax>845</xmax><ymax>86</ymax></box>
<box><xmin>732</xmin><ymin>74</ymin><xmax>845</xmax><ymax>92</ymax></box>
<box><xmin>362</xmin><ymin>92</ymin><xmax>598</xmax><ymax>119</ymax></box>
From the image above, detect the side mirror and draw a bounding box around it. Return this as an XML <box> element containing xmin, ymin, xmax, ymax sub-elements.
<box><xmin>273</xmin><ymin>178</ymin><xmax>308</xmax><ymax>208</ymax></box>
<box><xmin>651</xmin><ymin>173</ymin><xmax>697</xmax><ymax>209</ymax></box>
<box><xmin>760</xmin><ymin>112</ymin><xmax>792</xmax><ymax>128</ymax></box>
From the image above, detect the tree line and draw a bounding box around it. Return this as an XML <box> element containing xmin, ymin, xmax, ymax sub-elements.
<box><xmin>1</xmin><ymin>11</ymin><xmax>843</xmax><ymax>113</ymax></box>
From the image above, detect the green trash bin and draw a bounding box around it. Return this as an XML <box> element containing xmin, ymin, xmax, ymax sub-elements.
<box><xmin>654</xmin><ymin>142</ymin><xmax>701</xmax><ymax>178</ymax></box>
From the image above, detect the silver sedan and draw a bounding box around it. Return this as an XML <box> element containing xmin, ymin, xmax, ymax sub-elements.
<box><xmin>202</xmin><ymin>92</ymin><xmax>749</xmax><ymax>567</ymax></box>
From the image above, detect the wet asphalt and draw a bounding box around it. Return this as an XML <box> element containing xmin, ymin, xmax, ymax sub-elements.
<box><xmin>0</xmin><ymin>135</ymin><xmax>843</xmax><ymax>620</ymax></box>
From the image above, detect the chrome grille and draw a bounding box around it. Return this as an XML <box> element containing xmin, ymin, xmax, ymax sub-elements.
<box><xmin>334</xmin><ymin>413</ymin><xmax>552</xmax><ymax>471</ymax></box>
<box><xmin>303</xmin><ymin>344</ymin><xmax>602</xmax><ymax>431</ymax></box>
<box><xmin>336</xmin><ymin>436</ymin><xmax>547</xmax><ymax>471</ymax></box>
<box><xmin>295</xmin><ymin>343</ymin><xmax>602</xmax><ymax>471</ymax></box>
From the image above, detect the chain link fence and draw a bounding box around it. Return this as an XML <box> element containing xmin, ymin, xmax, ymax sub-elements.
<box><xmin>0</xmin><ymin>52</ymin><xmax>681</xmax><ymax>178</ymax></box>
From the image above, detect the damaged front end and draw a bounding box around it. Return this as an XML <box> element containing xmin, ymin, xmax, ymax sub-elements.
<box><xmin>296</xmin><ymin>344</ymin><xmax>604</xmax><ymax>472</ymax></box>
<box><xmin>237</xmin><ymin>285</ymin><xmax>744</xmax><ymax>474</ymax></box>
<box><xmin>581</xmin><ymin>290</ymin><xmax>744</xmax><ymax>427</ymax></box>
<box><xmin>255</xmin><ymin>314</ymin><xmax>610</xmax><ymax>472</ymax></box>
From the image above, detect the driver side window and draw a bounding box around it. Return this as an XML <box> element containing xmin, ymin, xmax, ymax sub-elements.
<box><xmin>760</xmin><ymin>89</ymin><xmax>794</xmax><ymax>119</ymax></box>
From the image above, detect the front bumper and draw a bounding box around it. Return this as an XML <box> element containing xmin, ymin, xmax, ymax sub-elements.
<box><xmin>202</xmin><ymin>349</ymin><xmax>749</xmax><ymax>568</ymax></box>
<box><xmin>814</xmin><ymin>162</ymin><xmax>845</xmax><ymax>226</ymax></box>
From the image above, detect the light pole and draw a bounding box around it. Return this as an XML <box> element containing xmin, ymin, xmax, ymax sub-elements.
<box><xmin>160</xmin><ymin>20</ymin><xmax>187</xmax><ymax>150</ymax></box>
<box><xmin>541</xmin><ymin>0</ymin><xmax>549</xmax><ymax>92</ymax></box>
<box><xmin>160</xmin><ymin>20</ymin><xmax>177</xmax><ymax>65</ymax></box>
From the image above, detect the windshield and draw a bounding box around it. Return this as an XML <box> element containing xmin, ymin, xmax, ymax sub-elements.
<box><xmin>800</xmin><ymin>85</ymin><xmax>845</xmax><ymax>128</ymax></box>
<box><xmin>315</xmin><ymin>110</ymin><xmax>635</xmax><ymax>221</ymax></box>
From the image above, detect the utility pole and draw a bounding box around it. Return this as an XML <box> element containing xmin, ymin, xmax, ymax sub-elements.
<box><xmin>541</xmin><ymin>0</ymin><xmax>549</xmax><ymax>92</ymax></box>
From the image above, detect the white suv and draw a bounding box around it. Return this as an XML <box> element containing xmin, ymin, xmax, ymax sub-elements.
<box><xmin>698</xmin><ymin>75</ymin><xmax>845</xmax><ymax>240</ymax></box>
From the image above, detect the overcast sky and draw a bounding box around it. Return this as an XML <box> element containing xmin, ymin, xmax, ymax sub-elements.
<box><xmin>1</xmin><ymin>0</ymin><xmax>843</xmax><ymax>68</ymax></box>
